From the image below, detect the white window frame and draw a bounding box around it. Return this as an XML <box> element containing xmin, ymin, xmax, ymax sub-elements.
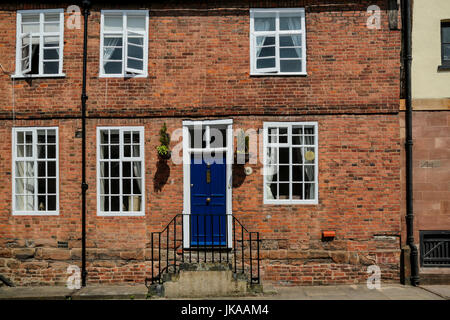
<box><xmin>99</xmin><ymin>10</ymin><xmax>149</xmax><ymax>78</ymax></box>
<box><xmin>250</xmin><ymin>8</ymin><xmax>306</xmax><ymax>75</ymax></box>
<box><xmin>13</xmin><ymin>9</ymin><xmax>65</xmax><ymax>78</ymax></box>
<box><xmin>12</xmin><ymin>127</ymin><xmax>60</xmax><ymax>215</ymax></box>
<box><xmin>263</xmin><ymin>122</ymin><xmax>318</xmax><ymax>205</ymax></box>
<box><xmin>96</xmin><ymin>126</ymin><xmax>145</xmax><ymax>216</ymax></box>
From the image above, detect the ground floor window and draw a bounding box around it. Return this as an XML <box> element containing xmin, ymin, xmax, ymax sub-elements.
<box><xmin>97</xmin><ymin>127</ymin><xmax>145</xmax><ymax>216</ymax></box>
<box><xmin>263</xmin><ymin>122</ymin><xmax>318</xmax><ymax>204</ymax></box>
<box><xmin>12</xmin><ymin>127</ymin><xmax>59</xmax><ymax>215</ymax></box>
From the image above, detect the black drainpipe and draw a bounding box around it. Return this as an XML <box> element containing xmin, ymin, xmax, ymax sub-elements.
<box><xmin>402</xmin><ymin>0</ymin><xmax>419</xmax><ymax>286</ymax></box>
<box><xmin>81</xmin><ymin>0</ymin><xmax>91</xmax><ymax>287</ymax></box>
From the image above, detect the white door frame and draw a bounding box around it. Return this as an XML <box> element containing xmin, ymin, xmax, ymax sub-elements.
<box><xmin>182</xmin><ymin>119</ymin><xmax>233</xmax><ymax>249</ymax></box>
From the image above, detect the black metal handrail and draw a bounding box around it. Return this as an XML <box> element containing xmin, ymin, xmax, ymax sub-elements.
<box><xmin>145</xmin><ymin>213</ymin><xmax>260</xmax><ymax>286</ymax></box>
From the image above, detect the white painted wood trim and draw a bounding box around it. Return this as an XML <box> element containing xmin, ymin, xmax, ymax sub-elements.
<box><xmin>182</xmin><ymin>119</ymin><xmax>233</xmax><ymax>249</ymax></box>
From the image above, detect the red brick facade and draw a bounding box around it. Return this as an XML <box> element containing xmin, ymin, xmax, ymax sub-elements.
<box><xmin>0</xmin><ymin>1</ymin><xmax>404</xmax><ymax>286</ymax></box>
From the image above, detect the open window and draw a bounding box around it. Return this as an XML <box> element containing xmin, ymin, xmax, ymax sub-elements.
<box><xmin>101</xmin><ymin>11</ymin><xmax>148</xmax><ymax>77</ymax></box>
<box><xmin>15</xmin><ymin>10</ymin><xmax>64</xmax><ymax>77</ymax></box>
<box><xmin>20</xmin><ymin>33</ymin><xmax>32</xmax><ymax>74</ymax></box>
<box><xmin>250</xmin><ymin>9</ymin><xmax>306</xmax><ymax>75</ymax></box>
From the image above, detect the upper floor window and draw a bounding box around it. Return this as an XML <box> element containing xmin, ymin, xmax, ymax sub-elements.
<box><xmin>441</xmin><ymin>21</ymin><xmax>450</xmax><ymax>67</ymax></box>
<box><xmin>100</xmin><ymin>10</ymin><xmax>149</xmax><ymax>77</ymax></box>
<box><xmin>250</xmin><ymin>8</ymin><xmax>306</xmax><ymax>75</ymax></box>
<box><xmin>15</xmin><ymin>9</ymin><xmax>64</xmax><ymax>77</ymax></box>
<box><xmin>263</xmin><ymin>122</ymin><xmax>318</xmax><ymax>204</ymax></box>
<box><xmin>12</xmin><ymin>127</ymin><xmax>59</xmax><ymax>215</ymax></box>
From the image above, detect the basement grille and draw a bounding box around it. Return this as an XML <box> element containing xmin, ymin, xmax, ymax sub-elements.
<box><xmin>420</xmin><ymin>231</ymin><xmax>450</xmax><ymax>267</ymax></box>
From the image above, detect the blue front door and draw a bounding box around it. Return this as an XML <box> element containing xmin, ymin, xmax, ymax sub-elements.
<box><xmin>190</xmin><ymin>154</ymin><xmax>227</xmax><ymax>246</ymax></box>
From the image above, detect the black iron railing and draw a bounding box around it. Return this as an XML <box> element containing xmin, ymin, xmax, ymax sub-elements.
<box><xmin>146</xmin><ymin>214</ymin><xmax>260</xmax><ymax>286</ymax></box>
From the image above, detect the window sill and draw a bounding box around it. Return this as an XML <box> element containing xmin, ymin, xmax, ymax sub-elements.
<box><xmin>250</xmin><ymin>72</ymin><xmax>307</xmax><ymax>77</ymax></box>
<box><xmin>99</xmin><ymin>74</ymin><xmax>148</xmax><ymax>79</ymax></box>
<box><xmin>437</xmin><ymin>65</ymin><xmax>450</xmax><ymax>71</ymax></box>
<box><xmin>97</xmin><ymin>212</ymin><xmax>145</xmax><ymax>217</ymax></box>
<box><xmin>11</xmin><ymin>73</ymin><xmax>66</xmax><ymax>79</ymax></box>
<box><xmin>12</xmin><ymin>212</ymin><xmax>59</xmax><ymax>216</ymax></box>
<box><xmin>264</xmin><ymin>200</ymin><xmax>318</xmax><ymax>205</ymax></box>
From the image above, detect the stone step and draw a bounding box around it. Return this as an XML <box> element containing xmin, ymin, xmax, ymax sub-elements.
<box><xmin>148</xmin><ymin>262</ymin><xmax>262</xmax><ymax>298</ymax></box>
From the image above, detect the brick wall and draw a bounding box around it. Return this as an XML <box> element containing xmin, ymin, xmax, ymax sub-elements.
<box><xmin>0</xmin><ymin>115</ymin><xmax>402</xmax><ymax>285</ymax></box>
<box><xmin>0</xmin><ymin>0</ymin><xmax>403</xmax><ymax>286</ymax></box>
<box><xmin>0</xmin><ymin>0</ymin><xmax>401</xmax><ymax>119</ymax></box>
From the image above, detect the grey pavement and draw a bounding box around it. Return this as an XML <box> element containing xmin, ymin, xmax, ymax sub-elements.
<box><xmin>0</xmin><ymin>283</ymin><xmax>447</xmax><ymax>300</ymax></box>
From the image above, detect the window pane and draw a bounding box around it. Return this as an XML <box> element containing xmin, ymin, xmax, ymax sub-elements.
<box><xmin>15</xmin><ymin>178</ymin><xmax>24</xmax><ymax>194</ymax></box>
<box><xmin>127</xmin><ymin>58</ymin><xmax>143</xmax><ymax>71</ymax></box>
<box><xmin>256</xmin><ymin>36</ymin><xmax>275</xmax><ymax>47</ymax></box>
<box><xmin>128</xmin><ymin>37</ymin><xmax>144</xmax><ymax>46</ymax></box>
<box><xmin>47</xmin><ymin>195</ymin><xmax>56</xmax><ymax>210</ymax></box>
<box><xmin>123</xmin><ymin>162</ymin><xmax>131</xmax><ymax>177</ymax></box>
<box><xmin>122</xmin><ymin>195</ymin><xmax>131</xmax><ymax>211</ymax></box>
<box><xmin>17</xmin><ymin>132</ymin><xmax>24</xmax><ymax>144</ymax></box>
<box><xmin>132</xmin><ymin>162</ymin><xmax>141</xmax><ymax>177</ymax></box>
<box><xmin>16</xmin><ymin>196</ymin><xmax>25</xmax><ymax>211</ymax></box>
<box><xmin>124</xmin><ymin>145</ymin><xmax>131</xmax><ymax>157</ymax></box>
<box><xmin>44</xmin><ymin>48</ymin><xmax>59</xmax><ymax>60</ymax></box>
<box><xmin>442</xmin><ymin>25</ymin><xmax>450</xmax><ymax>43</ymax></box>
<box><xmin>110</xmin><ymin>145</ymin><xmax>120</xmax><ymax>159</ymax></box>
<box><xmin>256</xmin><ymin>58</ymin><xmax>275</xmax><ymax>69</ymax></box>
<box><xmin>280</xmin><ymin>16</ymin><xmax>302</xmax><ymax>31</ymax></box>
<box><xmin>47</xmin><ymin>130</ymin><xmax>56</xmax><ymax>143</ymax></box>
<box><xmin>37</xmin><ymin>145</ymin><xmax>46</xmax><ymax>159</ymax></box>
<box><xmin>38</xmin><ymin>162</ymin><xmax>46</xmax><ymax>177</ymax></box>
<box><xmin>257</xmin><ymin>46</ymin><xmax>275</xmax><ymax>58</ymax></box>
<box><xmin>17</xmin><ymin>145</ymin><xmax>24</xmax><ymax>157</ymax></box>
<box><xmin>279</xmin><ymin>183</ymin><xmax>289</xmax><ymax>199</ymax></box>
<box><xmin>22</xmin><ymin>23</ymin><xmax>39</xmax><ymax>33</ymax></box>
<box><xmin>279</xmin><ymin>148</ymin><xmax>289</xmax><ymax>164</ymax></box>
<box><xmin>305</xmin><ymin>183</ymin><xmax>315</xmax><ymax>200</ymax></box>
<box><xmin>101</xmin><ymin>131</ymin><xmax>109</xmax><ymax>144</ymax></box>
<box><xmin>280</xmin><ymin>59</ymin><xmax>302</xmax><ymax>73</ymax></box>
<box><xmin>25</xmin><ymin>132</ymin><xmax>32</xmax><ymax>143</ymax></box>
<box><xmin>103</xmin><ymin>61</ymin><xmax>122</xmax><ymax>74</ymax></box>
<box><xmin>100</xmin><ymin>162</ymin><xmax>109</xmax><ymax>178</ymax></box>
<box><xmin>48</xmin><ymin>161</ymin><xmax>56</xmax><ymax>177</ymax></box>
<box><xmin>47</xmin><ymin>145</ymin><xmax>56</xmax><ymax>159</ymax></box>
<box><xmin>122</xmin><ymin>179</ymin><xmax>131</xmax><ymax>194</ymax></box>
<box><xmin>44</xmin><ymin>13</ymin><xmax>59</xmax><ymax>22</ymax></box>
<box><xmin>38</xmin><ymin>179</ymin><xmax>46</xmax><ymax>194</ymax></box>
<box><xmin>254</xmin><ymin>17</ymin><xmax>275</xmax><ymax>31</ymax></box>
<box><xmin>111</xmin><ymin>196</ymin><xmax>120</xmax><ymax>211</ymax></box>
<box><xmin>292</xmin><ymin>183</ymin><xmax>303</xmax><ymax>200</ymax></box>
<box><xmin>22</xmin><ymin>14</ymin><xmax>40</xmax><ymax>23</ymax></box>
<box><xmin>444</xmin><ymin>44</ymin><xmax>450</xmax><ymax>61</ymax></box>
<box><xmin>111</xmin><ymin>179</ymin><xmax>120</xmax><ymax>194</ymax></box>
<box><xmin>110</xmin><ymin>162</ymin><xmax>120</xmax><ymax>177</ymax></box>
<box><xmin>304</xmin><ymin>166</ymin><xmax>314</xmax><ymax>181</ymax></box>
<box><xmin>44</xmin><ymin>36</ymin><xmax>59</xmax><ymax>47</ymax></box>
<box><xmin>128</xmin><ymin>44</ymin><xmax>143</xmax><ymax>59</ymax></box>
<box><xmin>44</xmin><ymin>22</ymin><xmax>59</xmax><ymax>32</ymax></box>
<box><xmin>48</xmin><ymin>178</ymin><xmax>56</xmax><ymax>193</ymax></box>
<box><xmin>280</xmin><ymin>48</ymin><xmax>301</xmax><ymax>59</ymax></box>
<box><xmin>104</xmin><ymin>37</ymin><xmax>123</xmax><ymax>47</ymax></box>
<box><xmin>304</xmin><ymin>147</ymin><xmax>315</xmax><ymax>164</ymax></box>
<box><xmin>43</xmin><ymin>62</ymin><xmax>59</xmax><ymax>74</ymax></box>
<box><xmin>280</xmin><ymin>35</ymin><xmax>302</xmax><ymax>47</ymax></box>
<box><xmin>127</xmin><ymin>16</ymin><xmax>146</xmax><ymax>31</ymax></box>
<box><xmin>104</xmin><ymin>15</ymin><xmax>123</xmax><ymax>31</ymax></box>
<box><xmin>104</xmin><ymin>47</ymin><xmax>122</xmax><ymax>60</ymax></box>
<box><xmin>101</xmin><ymin>196</ymin><xmax>109</xmax><ymax>211</ymax></box>
<box><xmin>279</xmin><ymin>165</ymin><xmax>289</xmax><ymax>182</ymax></box>
<box><xmin>293</xmin><ymin>166</ymin><xmax>303</xmax><ymax>181</ymax></box>
<box><xmin>110</xmin><ymin>131</ymin><xmax>120</xmax><ymax>144</ymax></box>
